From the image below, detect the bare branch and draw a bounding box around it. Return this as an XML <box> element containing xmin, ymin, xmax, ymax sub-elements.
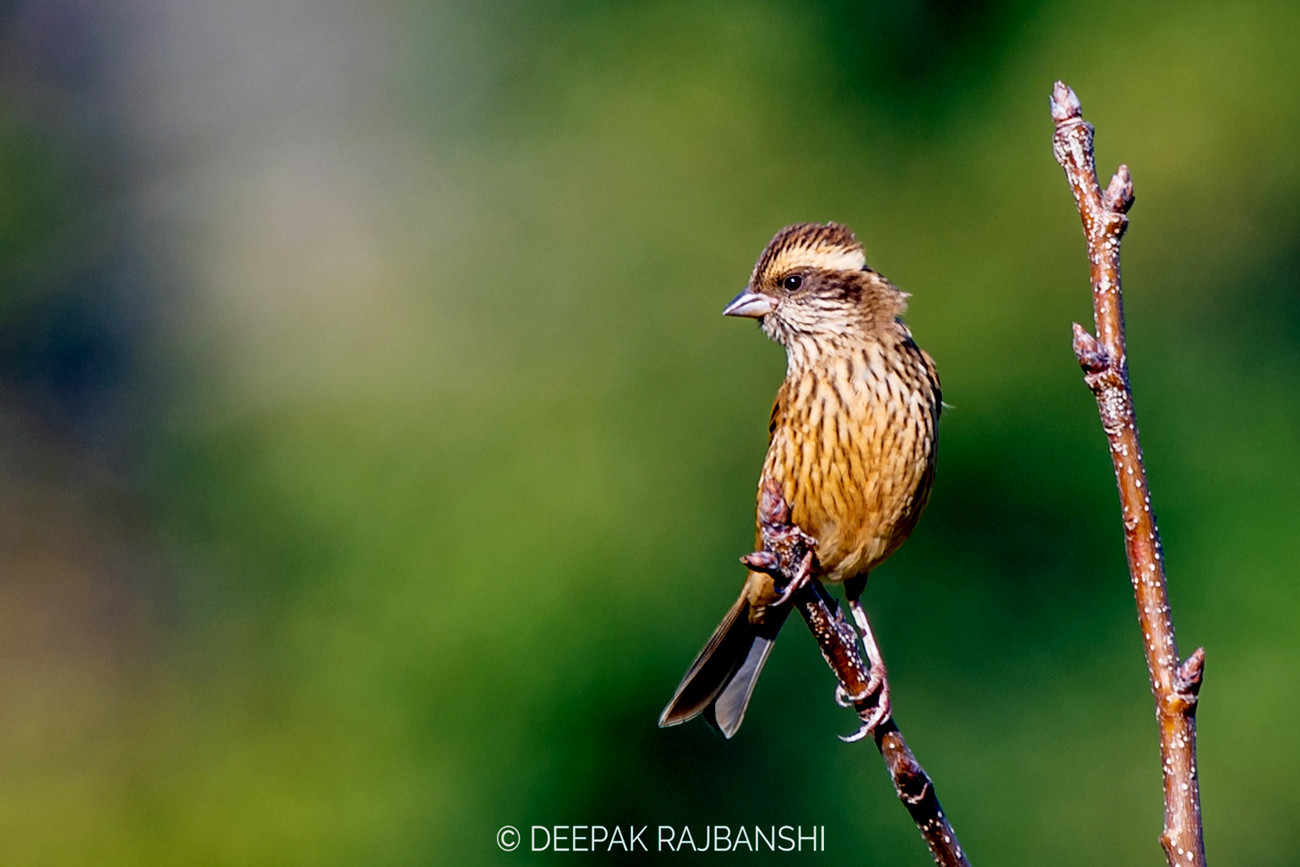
<box><xmin>1050</xmin><ymin>81</ymin><xmax>1207</xmax><ymax>867</ymax></box>
<box><xmin>749</xmin><ymin>479</ymin><xmax>971</xmax><ymax>867</ymax></box>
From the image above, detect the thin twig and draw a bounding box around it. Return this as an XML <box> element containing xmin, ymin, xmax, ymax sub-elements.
<box><xmin>749</xmin><ymin>479</ymin><xmax>971</xmax><ymax>867</ymax></box>
<box><xmin>1050</xmin><ymin>81</ymin><xmax>1207</xmax><ymax>867</ymax></box>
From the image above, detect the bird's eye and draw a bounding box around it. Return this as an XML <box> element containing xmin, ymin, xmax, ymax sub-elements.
<box><xmin>781</xmin><ymin>274</ymin><xmax>803</xmax><ymax>292</ymax></box>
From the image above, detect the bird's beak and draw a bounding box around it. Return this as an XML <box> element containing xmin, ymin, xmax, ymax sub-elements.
<box><xmin>722</xmin><ymin>289</ymin><xmax>773</xmax><ymax>319</ymax></box>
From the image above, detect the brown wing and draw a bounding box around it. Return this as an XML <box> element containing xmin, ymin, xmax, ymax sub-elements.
<box><xmin>767</xmin><ymin>378</ymin><xmax>790</xmax><ymax>441</ymax></box>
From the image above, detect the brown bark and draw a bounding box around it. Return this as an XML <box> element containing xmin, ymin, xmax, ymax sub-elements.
<box><xmin>747</xmin><ymin>479</ymin><xmax>971</xmax><ymax>867</ymax></box>
<box><xmin>1050</xmin><ymin>80</ymin><xmax>1207</xmax><ymax>867</ymax></box>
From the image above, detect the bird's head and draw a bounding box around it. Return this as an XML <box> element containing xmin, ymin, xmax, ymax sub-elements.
<box><xmin>723</xmin><ymin>222</ymin><xmax>909</xmax><ymax>354</ymax></box>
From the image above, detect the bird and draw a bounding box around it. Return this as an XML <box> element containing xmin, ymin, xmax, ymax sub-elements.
<box><xmin>658</xmin><ymin>222</ymin><xmax>941</xmax><ymax>739</ymax></box>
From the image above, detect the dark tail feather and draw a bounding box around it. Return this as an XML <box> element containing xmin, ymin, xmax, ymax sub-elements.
<box><xmin>658</xmin><ymin>593</ymin><xmax>789</xmax><ymax>738</ymax></box>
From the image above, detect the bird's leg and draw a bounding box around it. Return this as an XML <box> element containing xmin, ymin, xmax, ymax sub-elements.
<box><xmin>839</xmin><ymin>575</ymin><xmax>891</xmax><ymax>742</ymax></box>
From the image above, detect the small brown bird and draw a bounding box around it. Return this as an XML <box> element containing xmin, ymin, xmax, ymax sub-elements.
<box><xmin>659</xmin><ymin>222</ymin><xmax>941</xmax><ymax>738</ymax></box>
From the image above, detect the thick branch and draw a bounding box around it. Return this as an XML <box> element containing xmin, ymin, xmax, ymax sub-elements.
<box><xmin>748</xmin><ymin>480</ymin><xmax>971</xmax><ymax>867</ymax></box>
<box><xmin>1051</xmin><ymin>81</ymin><xmax>1206</xmax><ymax>867</ymax></box>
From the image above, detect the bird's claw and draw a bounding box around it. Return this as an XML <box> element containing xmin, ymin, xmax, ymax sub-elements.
<box><xmin>836</xmin><ymin>661</ymin><xmax>891</xmax><ymax>742</ymax></box>
<box><xmin>839</xmin><ymin>721</ymin><xmax>873</xmax><ymax>743</ymax></box>
<box><xmin>768</xmin><ymin>550</ymin><xmax>814</xmax><ymax>608</ymax></box>
<box><xmin>839</xmin><ymin>699</ymin><xmax>890</xmax><ymax>743</ymax></box>
<box><xmin>741</xmin><ymin>548</ymin><xmax>814</xmax><ymax>610</ymax></box>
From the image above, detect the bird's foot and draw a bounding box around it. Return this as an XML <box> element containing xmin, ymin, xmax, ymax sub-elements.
<box><xmin>838</xmin><ymin>662</ymin><xmax>890</xmax><ymax>742</ymax></box>
<box><xmin>768</xmin><ymin>550</ymin><xmax>814</xmax><ymax>608</ymax></box>
<box><xmin>838</xmin><ymin>595</ymin><xmax>892</xmax><ymax>742</ymax></box>
<box><xmin>739</xmin><ymin>549</ymin><xmax>814</xmax><ymax>610</ymax></box>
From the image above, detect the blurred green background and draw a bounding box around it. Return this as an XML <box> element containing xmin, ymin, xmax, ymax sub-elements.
<box><xmin>1</xmin><ymin>0</ymin><xmax>1298</xmax><ymax>863</ymax></box>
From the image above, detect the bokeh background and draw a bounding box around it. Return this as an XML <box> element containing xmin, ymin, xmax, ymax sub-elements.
<box><xmin>1</xmin><ymin>0</ymin><xmax>1297</xmax><ymax>863</ymax></box>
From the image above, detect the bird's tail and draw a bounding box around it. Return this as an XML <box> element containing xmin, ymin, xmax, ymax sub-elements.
<box><xmin>658</xmin><ymin>589</ymin><xmax>789</xmax><ymax>738</ymax></box>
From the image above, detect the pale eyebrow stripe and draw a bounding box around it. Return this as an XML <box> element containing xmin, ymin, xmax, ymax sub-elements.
<box><xmin>768</xmin><ymin>244</ymin><xmax>866</xmax><ymax>274</ymax></box>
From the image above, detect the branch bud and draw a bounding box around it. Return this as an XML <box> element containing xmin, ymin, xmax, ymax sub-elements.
<box><xmin>757</xmin><ymin>478</ymin><xmax>790</xmax><ymax>524</ymax></box>
<box><xmin>1050</xmin><ymin>81</ymin><xmax>1082</xmax><ymax>123</ymax></box>
<box><xmin>1103</xmin><ymin>165</ymin><xmax>1135</xmax><ymax>214</ymax></box>
<box><xmin>1072</xmin><ymin>323</ymin><xmax>1107</xmax><ymax>373</ymax></box>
